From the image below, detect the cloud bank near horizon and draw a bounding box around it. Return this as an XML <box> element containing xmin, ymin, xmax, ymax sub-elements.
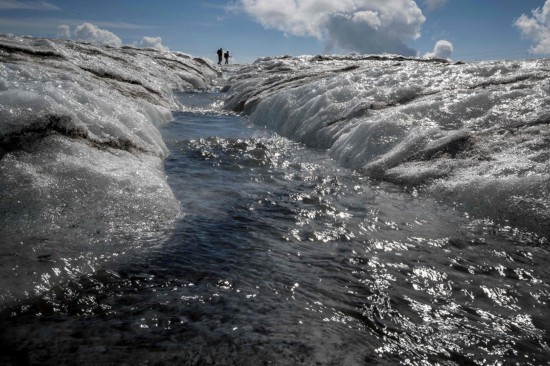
<box><xmin>424</xmin><ymin>39</ymin><xmax>453</xmax><ymax>59</ymax></box>
<box><xmin>73</xmin><ymin>22</ymin><xmax>123</xmax><ymax>47</ymax></box>
<box><xmin>58</xmin><ymin>23</ymin><xmax>169</xmax><ymax>51</ymax></box>
<box><xmin>234</xmin><ymin>0</ymin><xmax>426</xmax><ymax>56</ymax></box>
<box><xmin>140</xmin><ymin>36</ymin><xmax>169</xmax><ymax>51</ymax></box>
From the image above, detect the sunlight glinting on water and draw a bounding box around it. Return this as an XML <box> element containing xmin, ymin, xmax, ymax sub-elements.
<box><xmin>1</xmin><ymin>35</ymin><xmax>550</xmax><ymax>364</ymax></box>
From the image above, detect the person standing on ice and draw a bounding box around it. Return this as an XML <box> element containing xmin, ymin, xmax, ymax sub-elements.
<box><xmin>224</xmin><ymin>50</ymin><xmax>230</xmax><ymax>65</ymax></box>
<box><xmin>217</xmin><ymin>48</ymin><xmax>223</xmax><ymax>65</ymax></box>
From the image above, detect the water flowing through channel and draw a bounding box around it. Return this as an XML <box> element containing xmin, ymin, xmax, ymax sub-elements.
<box><xmin>1</xmin><ymin>89</ymin><xmax>549</xmax><ymax>365</ymax></box>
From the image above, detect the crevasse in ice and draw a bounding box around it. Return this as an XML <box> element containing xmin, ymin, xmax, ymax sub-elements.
<box><xmin>224</xmin><ymin>54</ymin><xmax>550</xmax><ymax>236</ymax></box>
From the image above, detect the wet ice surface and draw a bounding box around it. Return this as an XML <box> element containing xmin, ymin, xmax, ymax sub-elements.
<box><xmin>1</xmin><ymin>37</ymin><xmax>550</xmax><ymax>365</ymax></box>
<box><xmin>1</xmin><ymin>90</ymin><xmax>549</xmax><ymax>366</ymax></box>
<box><xmin>224</xmin><ymin>55</ymin><xmax>550</xmax><ymax>238</ymax></box>
<box><xmin>0</xmin><ymin>35</ymin><xmax>218</xmax><ymax>304</ymax></box>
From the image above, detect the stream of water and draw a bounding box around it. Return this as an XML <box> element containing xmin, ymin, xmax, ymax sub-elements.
<box><xmin>1</xmin><ymin>90</ymin><xmax>549</xmax><ymax>365</ymax></box>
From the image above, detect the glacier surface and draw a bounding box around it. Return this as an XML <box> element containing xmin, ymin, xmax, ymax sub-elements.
<box><xmin>0</xmin><ymin>35</ymin><xmax>218</xmax><ymax>303</ymax></box>
<box><xmin>1</xmin><ymin>35</ymin><xmax>549</xmax><ymax>306</ymax></box>
<box><xmin>223</xmin><ymin>54</ymin><xmax>550</xmax><ymax>237</ymax></box>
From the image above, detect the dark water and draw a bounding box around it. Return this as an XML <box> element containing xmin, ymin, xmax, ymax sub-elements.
<box><xmin>1</xmin><ymin>90</ymin><xmax>550</xmax><ymax>365</ymax></box>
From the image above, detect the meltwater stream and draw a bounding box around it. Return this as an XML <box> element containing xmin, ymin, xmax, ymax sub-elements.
<box><xmin>1</xmin><ymin>90</ymin><xmax>550</xmax><ymax>365</ymax></box>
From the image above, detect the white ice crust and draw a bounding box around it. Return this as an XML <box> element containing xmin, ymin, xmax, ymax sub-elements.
<box><xmin>224</xmin><ymin>54</ymin><xmax>550</xmax><ymax>236</ymax></box>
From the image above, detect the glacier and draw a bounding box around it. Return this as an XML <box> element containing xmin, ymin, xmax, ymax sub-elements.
<box><xmin>223</xmin><ymin>54</ymin><xmax>550</xmax><ymax>238</ymax></box>
<box><xmin>0</xmin><ymin>35</ymin><xmax>218</xmax><ymax>303</ymax></box>
<box><xmin>1</xmin><ymin>36</ymin><xmax>550</xmax><ymax>364</ymax></box>
<box><xmin>1</xmin><ymin>35</ymin><xmax>549</xmax><ymax>306</ymax></box>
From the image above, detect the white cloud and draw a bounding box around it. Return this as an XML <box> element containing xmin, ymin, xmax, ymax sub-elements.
<box><xmin>57</xmin><ymin>24</ymin><xmax>70</xmax><ymax>38</ymax></box>
<box><xmin>352</xmin><ymin>11</ymin><xmax>382</xmax><ymax>30</ymax></box>
<box><xmin>424</xmin><ymin>39</ymin><xmax>453</xmax><ymax>59</ymax></box>
<box><xmin>0</xmin><ymin>0</ymin><xmax>60</xmax><ymax>11</ymax></box>
<box><xmin>140</xmin><ymin>36</ymin><xmax>169</xmax><ymax>51</ymax></box>
<box><xmin>515</xmin><ymin>0</ymin><xmax>550</xmax><ymax>54</ymax></box>
<box><xmin>422</xmin><ymin>0</ymin><xmax>447</xmax><ymax>11</ymax></box>
<box><xmin>234</xmin><ymin>0</ymin><xmax>425</xmax><ymax>56</ymax></box>
<box><xmin>74</xmin><ymin>22</ymin><xmax>122</xmax><ymax>47</ymax></box>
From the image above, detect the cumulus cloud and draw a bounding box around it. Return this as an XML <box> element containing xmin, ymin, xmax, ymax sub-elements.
<box><xmin>58</xmin><ymin>23</ymin><xmax>169</xmax><ymax>52</ymax></box>
<box><xmin>74</xmin><ymin>22</ymin><xmax>122</xmax><ymax>47</ymax></box>
<box><xmin>140</xmin><ymin>36</ymin><xmax>169</xmax><ymax>51</ymax></box>
<box><xmin>515</xmin><ymin>0</ymin><xmax>550</xmax><ymax>54</ymax></box>
<box><xmin>424</xmin><ymin>39</ymin><xmax>453</xmax><ymax>59</ymax></box>
<box><xmin>0</xmin><ymin>0</ymin><xmax>60</xmax><ymax>11</ymax></box>
<box><xmin>234</xmin><ymin>0</ymin><xmax>425</xmax><ymax>56</ymax></box>
<box><xmin>57</xmin><ymin>24</ymin><xmax>70</xmax><ymax>38</ymax></box>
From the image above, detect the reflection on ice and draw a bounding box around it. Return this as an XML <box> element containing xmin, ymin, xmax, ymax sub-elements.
<box><xmin>224</xmin><ymin>54</ymin><xmax>550</xmax><ymax>238</ymax></box>
<box><xmin>1</xmin><ymin>92</ymin><xmax>549</xmax><ymax>364</ymax></box>
<box><xmin>0</xmin><ymin>35</ymin><xmax>218</xmax><ymax>304</ymax></box>
<box><xmin>1</xmin><ymin>36</ymin><xmax>550</xmax><ymax>365</ymax></box>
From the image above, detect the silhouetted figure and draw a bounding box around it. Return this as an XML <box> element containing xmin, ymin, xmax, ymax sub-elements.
<box><xmin>224</xmin><ymin>50</ymin><xmax>230</xmax><ymax>65</ymax></box>
<box><xmin>217</xmin><ymin>48</ymin><xmax>223</xmax><ymax>65</ymax></box>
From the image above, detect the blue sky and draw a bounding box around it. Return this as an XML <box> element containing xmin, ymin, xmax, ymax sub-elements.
<box><xmin>0</xmin><ymin>0</ymin><xmax>549</xmax><ymax>64</ymax></box>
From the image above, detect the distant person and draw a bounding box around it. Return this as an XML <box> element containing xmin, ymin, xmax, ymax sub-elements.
<box><xmin>217</xmin><ymin>48</ymin><xmax>223</xmax><ymax>65</ymax></box>
<box><xmin>224</xmin><ymin>50</ymin><xmax>230</xmax><ymax>65</ymax></box>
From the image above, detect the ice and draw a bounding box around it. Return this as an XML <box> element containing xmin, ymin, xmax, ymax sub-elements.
<box><xmin>0</xmin><ymin>35</ymin><xmax>218</xmax><ymax>304</ymax></box>
<box><xmin>1</xmin><ymin>35</ymin><xmax>549</xmax><ymax>304</ymax></box>
<box><xmin>224</xmin><ymin>55</ymin><xmax>550</xmax><ymax>237</ymax></box>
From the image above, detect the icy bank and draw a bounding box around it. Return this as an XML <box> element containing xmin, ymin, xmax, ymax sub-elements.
<box><xmin>224</xmin><ymin>54</ymin><xmax>550</xmax><ymax>237</ymax></box>
<box><xmin>0</xmin><ymin>35</ymin><xmax>218</xmax><ymax>304</ymax></box>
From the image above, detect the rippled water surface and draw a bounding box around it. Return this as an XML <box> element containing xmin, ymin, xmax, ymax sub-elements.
<box><xmin>1</xmin><ymin>90</ymin><xmax>549</xmax><ymax>365</ymax></box>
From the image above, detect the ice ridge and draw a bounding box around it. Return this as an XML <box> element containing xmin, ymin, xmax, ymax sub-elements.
<box><xmin>0</xmin><ymin>35</ymin><xmax>218</xmax><ymax>304</ymax></box>
<box><xmin>223</xmin><ymin>54</ymin><xmax>550</xmax><ymax>237</ymax></box>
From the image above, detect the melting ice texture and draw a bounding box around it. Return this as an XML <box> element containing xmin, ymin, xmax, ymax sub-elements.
<box><xmin>0</xmin><ymin>35</ymin><xmax>218</xmax><ymax>304</ymax></box>
<box><xmin>224</xmin><ymin>54</ymin><xmax>550</xmax><ymax>238</ymax></box>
